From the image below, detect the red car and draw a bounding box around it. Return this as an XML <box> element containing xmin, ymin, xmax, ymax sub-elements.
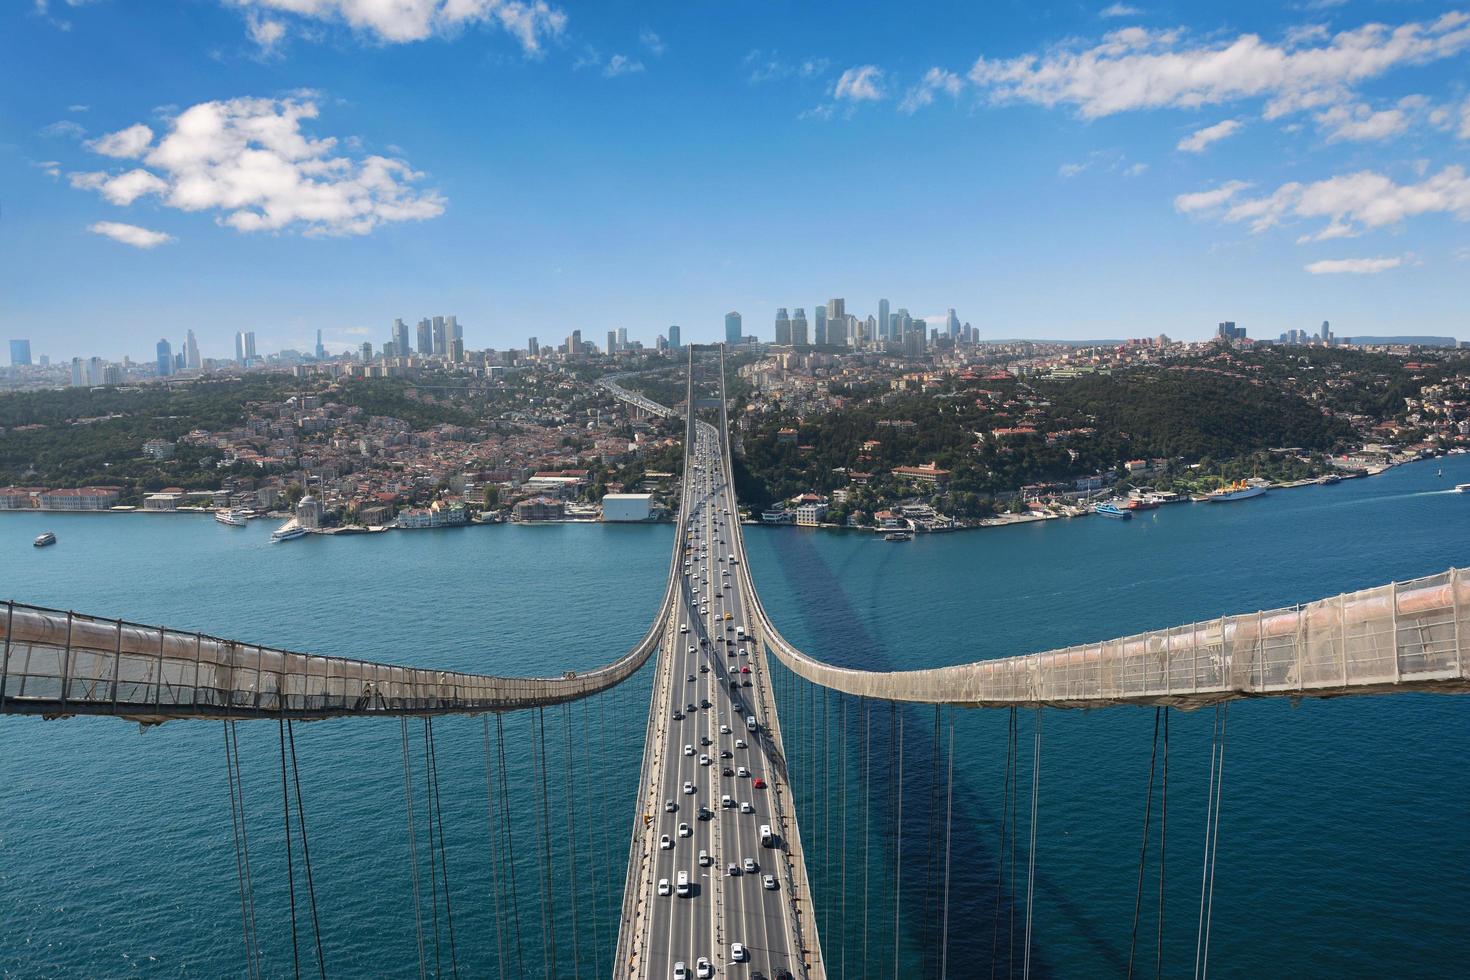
<box><xmin>740</xmin><ymin>665</ymin><xmax>751</xmax><ymax>674</ymax></box>
<box><xmin>752</xmin><ymin>777</ymin><xmax>767</xmax><ymax>789</ymax></box>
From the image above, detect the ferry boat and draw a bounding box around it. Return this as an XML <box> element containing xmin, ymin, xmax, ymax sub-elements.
<box><xmin>271</xmin><ymin>521</ymin><xmax>308</xmax><ymax>542</ymax></box>
<box><xmin>882</xmin><ymin>530</ymin><xmax>913</xmax><ymax>541</ymax></box>
<box><xmin>1206</xmin><ymin>481</ymin><xmax>1268</xmax><ymax>502</ymax></box>
<box><xmin>1316</xmin><ymin>474</ymin><xmax>1341</xmax><ymax>485</ymax></box>
<box><xmin>1094</xmin><ymin>502</ymin><xmax>1132</xmax><ymax>519</ymax></box>
<box><xmin>215</xmin><ymin>508</ymin><xmax>248</xmax><ymax>527</ymax></box>
<box><xmin>33</xmin><ymin>531</ymin><xmax>57</xmax><ymax>548</ymax></box>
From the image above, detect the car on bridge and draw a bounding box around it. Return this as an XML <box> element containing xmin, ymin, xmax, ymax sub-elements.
<box><xmin>658</xmin><ymin>878</ymin><xmax>670</xmax><ymax>896</ymax></box>
<box><xmin>660</xmin><ymin>834</ymin><xmax>672</xmax><ymax>850</ymax></box>
<box><xmin>762</xmin><ymin>874</ymin><xmax>778</xmax><ymax>890</ymax></box>
<box><xmin>753</xmin><ymin>776</ymin><xmax>767</xmax><ymax>789</ymax></box>
<box><xmin>731</xmin><ymin>943</ymin><xmax>747</xmax><ymax>963</ymax></box>
<box><xmin>665</xmin><ymin>798</ymin><xmax>676</xmax><ymax>812</ymax></box>
<box><xmin>684</xmin><ymin>781</ymin><xmax>695</xmax><ymax>794</ymax></box>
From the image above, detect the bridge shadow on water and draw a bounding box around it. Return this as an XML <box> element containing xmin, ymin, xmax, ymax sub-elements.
<box><xmin>758</xmin><ymin>528</ymin><xmax>1137</xmax><ymax>979</ymax></box>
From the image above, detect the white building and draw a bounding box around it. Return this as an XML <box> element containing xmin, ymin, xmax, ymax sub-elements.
<box><xmin>601</xmin><ymin>493</ymin><xmax>656</xmax><ymax>522</ymax></box>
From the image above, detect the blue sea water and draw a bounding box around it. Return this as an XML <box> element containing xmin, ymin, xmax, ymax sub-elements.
<box><xmin>2</xmin><ymin>456</ymin><xmax>1468</xmax><ymax>978</ymax></box>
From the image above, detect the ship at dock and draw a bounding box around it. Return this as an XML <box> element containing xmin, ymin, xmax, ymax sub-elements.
<box><xmin>1094</xmin><ymin>501</ymin><xmax>1133</xmax><ymax>519</ymax></box>
<box><xmin>270</xmin><ymin>520</ymin><xmax>308</xmax><ymax>542</ymax></box>
<box><xmin>1206</xmin><ymin>480</ymin><xmax>1268</xmax><ymax>502</ymax></box>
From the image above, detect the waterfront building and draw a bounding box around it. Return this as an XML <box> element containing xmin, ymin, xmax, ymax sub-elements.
<box><xmin>296</xmin><ymin>494</ymin><xmax>323</xmax><ymax>529</ymax></box>
<box><xmin>513</xmin><ymin>496</ymin><xmax>566</xmax><ymax>522</ymax></box>
<box><xmin>794</xmin><ymin>499</ymin><xmax>827</xmax><ymax>526</ymax></box>
<box><xmin>725</xmin><ymin>311</ymin><xmax>742</xmax><ymax>346</ymax></box>
<box><xmin>39</xmin><ymin>487</ymin><xmax>122</xmax><ymax>511</ymax></box>
<box><xmin>601</xmin><ymin>492</ymin><xmax>657</xmax><ymax>522</ymax></box>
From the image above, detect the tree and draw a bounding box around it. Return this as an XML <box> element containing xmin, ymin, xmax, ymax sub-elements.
<box><xmin>483</xmin><ymin>484</ymin><xmax>500</xmax><ymax>509</ymax></box>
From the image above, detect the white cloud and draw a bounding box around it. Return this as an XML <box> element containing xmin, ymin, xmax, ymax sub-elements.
<box><xmin>604</xmin><ymin>54</ymin><xmax>643</xmax><ymax>77</ymax></box>
<box><xmin>88</xmin><ymin>221</ymin><xmax>174</xmax><ymax>249</ymax></box>
<box><xmin>33</xmin><ymin>160</ymin><xmax>63</xmax><ymax>180</ymax></box>
<box><xmin>68</xmin><ymin>104</ymin><xmax>89</xmax><ymax>113</ymax></box>
<box><xmin>69</xmin><ymin>95</ymin><xmax>446</xmax><ymax>237</ymax></box>
<box><xmin>228</xmin><ymin>0</ymin><xmax>567</xmax><ymax>54</ymax></box>
<box><xmin>1123</xmin><ymin>161</ymin><xmax>1149</xmax><ymax>177</ymax></box>
<box><xmin>833</xmin><ymin>65</ymin><xmax>884</xmax><ymax>102</ymax></box>
<box><xmin>639</xmin><ymin>28</ymin><xmax>664</xmax><ymax>56</ymax></box>
<box><xmin>744</xmin><ymin>50</ymin><xmax>829</xmax><ymax>83</ymax></box>
<box><xmin>899</xmin><ymin>67</ymin><xmax>964</xmax><ymax>114</ymax></box>
<box><xmin>968</xmin><ymin>11</ymin><xmax>1470</xmax><ymax>120</ymax></box>
<box><xmin>1174</xmin><ymin>180</ymin><xmax>1253</xmax><ymax>213</ymax></box>
<box><xmin>85</xmin><ymin>122</ymin><xmax>154</xmax><ymax>158</ymax></box>
<box><xmin>70</xmin><ymin>168</ymin><xmax>170</xmax><ymax>205</ymax></box>
<box><xmin>1059</xmin><ymin>161</ymin><xmax>1091</xmax><ymax>178</ymax></box>
<box><xmin>1100</xmin><ymin>4</ymin><xmax>1142</xmax><ymax>17</ymax></box>
<box><xmin>1180</xmin><ymin>167</ymin><xmax>1470</xmax><ymax>238</ymax></box>
<box><xmin>41</xmin><ymin>119</ymin><xmax>86</xmax><ymax>139</ymax></box>
<box><xmin>1314</xmin><ymin>96</ymin><xmax>1427</xmax><ymax>142</ymax></box>
<box><xmin>246</xmin><ymin>12</ymin><xmax>287</xmax><ymax>52</ymax></box>
<box><xmin>1304</xmin><ymin>255</ymin><xmax>1407</xmax><ymax>275</ymax></box>
<box><xmin>1177</xmin><ymin>118</ymin><xmax>1242</xmax><ymax>152</ymax></box>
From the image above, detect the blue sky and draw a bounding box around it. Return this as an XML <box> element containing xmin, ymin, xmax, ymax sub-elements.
<box><xmin>3</xmin><ymin>1</ymin><xmax>1468</xmax><ymax>361</ymax></box>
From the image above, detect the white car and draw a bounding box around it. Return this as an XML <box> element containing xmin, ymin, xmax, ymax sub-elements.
<box><xmin>735</xmin><ymin>739</ymin><xmax>747</xmax><ymax>749</ymax></box>
<box><xmin>699</xmin><ymin>754</ymin><xmax>711</xmax><ymax>767</ymax></box>
<box><xmin>743</xmin><ymin>857</ymin><xmax>757</xmax><ymax>873</ymax></box>
<box><xmin>740</xmin><ymin>801</ymin><xmax>754</xmax><ymax>814</ymax></box>
<box><xmin>731</xmin><ymin>943</ymin><xmax>746</xmax><ymax>962</ymax></box>
<box><xmin>684</xmin><ymin>744</ymin><xmax>694</xmax><ymax>756</ymax></box>
<box><xmin>678</xmin><ymin>822</ymin><xmax>691</xmax><ymax>838</ymax></box>
<box><xmin>762</xmin><ymin>874</ymin><xmax>777</xmax><ymax>890</ymax></box>
<box><xmin>658</xmin><ymin>878</ymin><xmax>671</xmax><ymax>896</ymax></box>
<box><xmin>660</xmin><ymin>835</ymin><xmax>672</xmax><ymax>850</ymax></box>
<box><xmin>684</xmin><ymin>781</ymin><xmax>696</xmax><ymax>795</ymax></box>
<box><xmin>737</xmin><ymin>766</ymin><xmax>750</xmax><ymax>778</ymax></box>
<box><xmin>665</xmin><ymin>799</ymin><xmax>676</xmax><ymax>812</ymax></box>
<box><xmin>699</xmin><ymin>849</ymin><xmax>711</xmax><ymax>867</ymax></box>
<box><xmin>673</xmin><ymin>961</ymin><xmax>687</xmax><ymax>980</ymax></box>
<box><xmin>719</xmin><ymin>724</ymin><xmax>731</xmax><ymax>735</ymax></box>
<box><xmin>696</xmin><ymin>958</ymin><xmax>712</xmax><ymax>979</ymax></box>
<box><xmin>721</xmin><ymin>794</ymin><xmax>733</xmax><ymax>809</ymax></box>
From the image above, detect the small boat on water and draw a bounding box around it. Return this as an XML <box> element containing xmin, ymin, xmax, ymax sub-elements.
<box><xmin>271</xmin><ymin>521</ymin><xmax>308</xmax><ymax>542</ymax></box>
<box><xmin>1094</xmin><ymin>502</ymin><xmax>1132</xmax><ymax>519</ymax></box>
<box><xmin>1455</xmin><ymin>483</ymin><xmax>1470</xmax><ymax>494</ymax></box>
<box><xmin>215</xmin><ymin>508</ymin><xmax>248</xmax><ymax>527</ymax></box>
<box><xmin>1206</xmin><ymin>481</ymin><xmax>1267</xmax><ymax>502</ymax></box>
<box><xmin>882</xmin><ymin>530</ymin><xmax>913</xmax><ymax>541</ymax></box>
<box><xmin>1317</xmin><ymin>474</ymin><xmax>1341</xmax><ymax>485</ymax></box>
<box><xmin>33</xmin><ymin>531</ymin><xmax>57</xmax><ymax>548</ymax></box>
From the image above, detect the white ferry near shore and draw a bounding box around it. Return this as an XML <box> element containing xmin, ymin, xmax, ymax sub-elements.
<box><xmin>1206</xmin><ymin>480</ymin><xmax>1268</xmax><ymax>502</ymax></box>
<box><xmin>214</xmin><ymin>508</ymin><xmax>248</xmax><ymax>527</ymax></box>
<box><xmin>33</xmin><ymin>531</ymin><xmax>57</xmax><ymax>548</ymax></box>
<box><xmin>271</xmin><ymin>520</ymin><xmax>308</xmax><ymax>542</ymax></box>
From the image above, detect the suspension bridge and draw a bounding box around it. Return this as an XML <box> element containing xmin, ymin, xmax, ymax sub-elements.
<box><xmin>2</xmin><ymin>345</ymin><xmax>1466</xmax><ymax>978</ymax></box>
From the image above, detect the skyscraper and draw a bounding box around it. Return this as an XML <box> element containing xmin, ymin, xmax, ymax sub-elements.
<box><xmin>774</xmin><ymin>308</ymin><xmax>791</xmax><ymax>345</ymax></box>
<box><xmin>878</xmin><ymin>299</ymin><xmax>890</xmax><ymax>342</ymax></box>
<box><xmin>791</xmin><ymin>309</ymin><xmax>808</xmax><ymax>346</ymax></box>
<box><xmin>448</xmin><ymin>315</ymin><xmax>461</xmax><ymax>346</ymax></box>
<box><xmin>528</xmin><ymin>336</ymin><xmax>540</xmax><ymax>356</ymax></box>
<box><xmin>245</xmin><ymin>332</ymin><xmax>256</xmax><ymax>360</ymax></box>
<box><xmin>827</xmin><ymin>298</ymin><xmax>845</xmax><ymax>322</ymax></box>
<box><xmin>360</xmin><ymin>342</ymin><xmax>373</xmax><ymax>361</ymax></box>
<box><xmin>725</xmin><ymin>311</ymin><xmax>742</xmax><ymax>346</ymax></box>
<box><xmin>828</xmin><ymin>315</ymin><xmax>848</xmax><ymax>347</ymax></box>
<box><xmin>157</xmin><ymin>338</ymin><xmax>173</xmax><ymax>377</ymax></box>
<box><xmin>608</xmin><ymin>329</ymin><xmax>618</xmax><ymax>354</ymax></box>
<box><xmin>432</xmin><ymin>316</ymin><xmax>447</xmax><ymax>356</ymax></box>
<box><xmin>418</xmin><ymin>318</ymin><xmax>433</xmax><ymax>355</ymax></box>
<box><xmin>70</xmin><ymin>357</ymin><xmax>83</xmax><ymax>387</ymax></box>
<box><xmin>617</xmin><ymin>327</ymin><xmax>628</xmax><ymax>348</ymax></box>
<box><xmin>946</xmin><ymin>308</ymin><xmax>960</xmax><ymax>339</ymax></box>
<box><xmin>185</xmin><ymin>330</ymin><xmax>200</xmax><ymax>369</ymax></box>
<box><xmin>314</xmin><ymin>329</ymin><xmax>326</xmax><ymax>360</ymax></box>
<box><xmin>814</xmin><ymin>305</ymin><xmax>827</xmax><ymax>345</ymax></box>
<box><xmin>9</xmin><ymin>339</ymin><xmax>32</xmax><ymax>366</ymax></box>
<box><xmin>234</xmin><ymin>332</ymin><xmax>247</xmax><ymax>363</ymax></box>
<box><xmin>1320</xmin><ymin>320</ymin><xmax>1331</xmax><ymax>341</ymax></box>
<box><xmin>668</xmin><ymin>325</ymin><xmax>681</xmax><ymax>350</ymax></box>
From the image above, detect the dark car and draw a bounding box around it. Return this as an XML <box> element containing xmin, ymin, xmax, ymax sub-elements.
<box><xmin>722</xmin><ymin>767</ymin><xmax>734</xmax><ymax>777</ymax></box>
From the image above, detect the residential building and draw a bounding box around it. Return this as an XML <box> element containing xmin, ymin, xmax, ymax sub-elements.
<box><xmin>513</xmin><ymin>496</ymin><xmax>565</xmax><ymax>522</ymax></box>
<box><xmin>142</xmin><ymin>438</ymin><xmax>176</xmax><ymax>460</ymax></box>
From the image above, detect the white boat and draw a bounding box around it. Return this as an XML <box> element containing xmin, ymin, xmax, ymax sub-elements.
<box><xmin>271</xmin><ymin>521</ymin><xmax>308</xmax><ymax>542</ymax></box>
<box><xmin>215</xmin><ymin>509</ymin><xmax>248</xmax><ymax>527</ymax></box>
<box><xmin>33</xmin><ymin>531</ymin><xmax>57</xmax><ymax>548</ymax></box>
<box><xmin>1455</xmin><ymin>483</ymin><xmax>1470</xmax><ymax>494</ymax></box>
<box><xmin>1206</xmin><ymin>481</ymin><xmax>1267</xmax><ymax>502</ymax></box>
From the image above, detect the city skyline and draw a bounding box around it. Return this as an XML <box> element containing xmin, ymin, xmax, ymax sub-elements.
<box><xmin>4</xmin><ymin>2</ymin><xmax>1469</xmax><ymax>354</ymax></box>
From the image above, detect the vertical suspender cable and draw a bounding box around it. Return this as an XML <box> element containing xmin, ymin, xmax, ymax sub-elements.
<box><xmin>924</xmin><ymin>704</ymin><xmax>941</xmax><ymax>975</ymax></box>
<box><xmin>481</xmin><ymin>717</ymin><xmax>507</xmax><ymax>980</ymax></box>
<box><xmin>991</xmin><ymin>707</ymin><xmax>1014</xmax><ymax>980</ymax></box>
<box><xmin>563</xmin><ymin>703</ymin><xmax>583</xmax><ymax>980</ymax></box>
<box><xmin>423</xmin><ymin>721</ymin><xmax>443</xmax><ymax>977</ymax></box>
<box><xmin>232</xmin><ymin>723</ymin><xmax>262</xmax><ymax>979</ymax></box>
<box><xmin>941</xmin><ymin>709</ymin><xmax>955</xmax><ymax>980</ymax></box>
<box><xmin>822</xmin><ymin>685</ymin><xmax>830</xmax><ymax>942</ymax></box>
<box><xmin>1194</xmin><ymin>705</ymin><xmax>1223</xmax><ymax>980</ymax></box>
<box><xmin>224</xmin><ymin>722</ymin><xmax>259</xmax><ymax>980</ymax></box>
<box><xmin>894</xmin><ymin>705</ymin><xmax>903</xmax><ymax>980</ymax></box>
<box><xmin>1128</xmin><ymin>708</ymin><xmax>1163</xmax><ymax>979</ymax></box>
<box><xmin>863</xmin><ymin>697</ymin><xmax>872</xmax><ymax>977</ymax></box>
<box><xmin>279</xmin><ymin>719</ymin><xmax>302</xmax><ymax>980</ymax></box>
<box><xmin>402</xmin><ymin>720</ymin><xmax>427</xmax><ymax>980</ymax></box>
<box><xmin>1157</xmin><ymin>707</ymin><xmax>1170</xmax><ymax>980</ymax></box>
<box><xmin>286</xmin><ymin>720</ymin><xmax>327</xmax><ymax>980</ymax></box>
<box><xmin>840</xmin><ymin>692</ymin><xmax>848</xmax><ymax>980</ymax></box>
<box><xmin>537</xmin><ymin>706</ymin><xmax>557</xmax><ymax>979</ymax></box>
<box><xmin>1200</xmin><ymin>704</ymin><xmax>1228</xmax><ymax>980</ymax></box>
<box><xmin>1022</xmin><ymin>708</ymin><xmax>1042</xmax><ymax>980</ymax></box>
<box><xmin>1009</xmin><ymin>708</ymin><xmax>1019</xmax><ymax>979</ymax></box>
<box><xmin>583</xmin><ymin>698</ymin><xmax>603</xmax><ymax>977</ymax></box>
<box><xmin>496</xmin><ymin>712</ymin><xmax>526</xmax><ymax>977</ymax></box>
